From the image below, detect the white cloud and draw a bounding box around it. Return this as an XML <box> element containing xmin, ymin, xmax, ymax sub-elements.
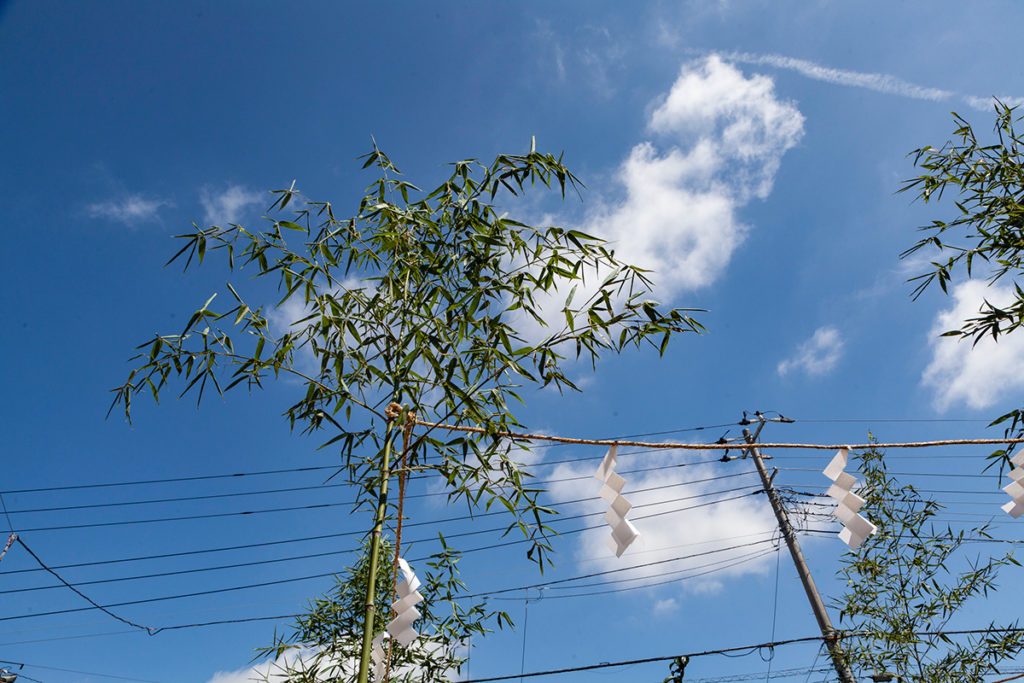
<box><xmin>652</xmin><ymin>597</ymin><xmax>679</xmax><ymax>615</ymax></box>
<box><xmin>201</xmin><ymin>184</ymin><xmax>265</xmax><ymax>226</ymax></box>
<box><xmin>87</xmin><ymin>194</ymin><xmax>171</xmax><ymax>224</ymax></box>
<box><xmin>777</xmin><ymin>326</ymin><xmax>844</xmax><ymax>377</ymax></box>
<box><xmin>586</xmin><ymin>55</ymin><xmax>804</xmax><ymax>298</ymax></box>
<box><xmin>512</xmin><ymin>56</ymin><xmax>802</xmax><ymax>344</ymax></box>
<box><xmin>922</xmin><ymin>280</ymin><xmax>1024</xmax><ymax>411</ymax></box>
<box><xmin>206</xmin><ymin>648</ymin><xmax>336</xmax><ymax>683</ymax></box>
<box><xmin>721</xmin><ymin>51</ymin><xmax>1024</xmax><ymax>112</ymax></box>
<box><xmin>206</xmin><ymin>642</ymin><xmax>467</xmax><ymax>683</ymax></box>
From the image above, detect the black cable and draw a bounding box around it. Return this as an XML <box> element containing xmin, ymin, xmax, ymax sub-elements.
<box><xmin>4</xmin><ymin>481</ymin><xmax>350</xmax><ymax>516</ymax></box>
<box><xmin>785</xmin><ymin>483</ymin><xmax>1006</xmax><ymax>496</ymax></box>
<box><xmin>458</xmin><ymin>633</ymin><xmax>843</xmax><ymax>682</ymax></box>
<box><xmin>2</xmin><ymin>458</ymin><xmax>743</xmax><ymax>517</ymax></box>
<box><xmin>411</xmin><ymin>490</ymin><xmax>762</xmax><ymax>561</ymax></box>
<box><xmin>461</xmin><ymin>538</ymin><xmax>776</xmax><ymax>599</ymax></box>
<box><xmin>0</xmin><ymin>492</ymin><xmax>13</xmax><ymax>533</ymax></box>
<box><xmin>0</xmin><ymin>659</ymin><xmax>162</xmax><ymax>683</ymax></box>
<box><xmin>776</xmin><ymin>466</ymin><xmax>1001</xmax><ymax>479</ymax></box>
<box><xmin>492</xmin><ymin>548</ymin><xmax>776</xmax><ymax>601</ymax></box>
<box><xmin>2</xmin><ymin>420</ymin><xmax>742</xmax><ymax>497</ymax></box>
<box><xmin>0</xmin><ymin>531</ymin><xmax>353</xmax><ymax>576</ymax></box>
<box><xmin>797</xmin><ymin>418</ymin><xmax>989</xmax><ymax>424</ymax></box>
<box><xmin>2</xmin><ymin>465</ymin><xmax>341</xmax><ymax>495</ymax></box>
<box><xmin>0</xmin><ymin>479</ymin><xmax>759</xmax><ymax>579</ymax></box>
<box><xmin>11</xmin><ymin>500</ymin><xmax>355</xmax><ymax>533</ymax></box>
<box><xmin>0</xmin><ymin>570</ymin><xmax>338</xmax><ymax>623</ymax></box>
<box><xmin>0</xmin><ymin>486</ymin><xmax>761</xmax><ymax>596</ymax></box>
<box><xmin>796</xmin><ymin>527</ymin><xmax>1024</xmax><ymax>543</ymax></box>
<box><xmin>14</xmin><ymin>537</ymin><xmax>154</xmax><ymax>633</ymax></box>
<box><xmin>0</xmin><ymin>493</ymin><xmax>763</xmax><ymax>624</ymax></box>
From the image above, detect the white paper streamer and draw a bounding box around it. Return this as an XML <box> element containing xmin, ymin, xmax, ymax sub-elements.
<box><xmin>1002</xmin><ymin>451</ymin><xmax>1024</xmax><ymax>518</ymax></box>
<box><xmin>822</xmin><ymin>447</ymin><xmax>877</xmax><ymax>550</ymax></box>
<box><xmin>370</xmin><ymin>632</ymin><xmax>388</xmax><ymax>681</ymax></box>
<box><xmin>594</xmin><ymin>445</ymin><xmax>640</xmax><ymax>557</ymax></box>
<box><xmin>387</xmin><ymin>558</ymin><xmax>424</xmax><ymax>646</ymax></box>
<box><xmin>369</xmin><ymin>557</ymin><xmax>425</xmax><ymax>679</ymax></box>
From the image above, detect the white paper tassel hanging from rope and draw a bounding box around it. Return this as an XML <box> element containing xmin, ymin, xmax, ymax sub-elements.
<box><xmin>822</xmin><ymin>447</ymin><xmax>877</xmax><ymax>550</ymax></box>
<box><xmin>370</xmin><ymin>632</ymin><xmax>388</xmax><ymax>681</ymax></box>
<box><xmin>370</xmin><ymin>557</ymin><xmax>424</xmax><ymax>679</ymax></box>
<box><xmin>594</xmin><ymin>445</ymin><xmax>640</xmax><ymax>557</ymax></box>
<box><xmin>1002</xmin><ymin>451</ymin><xmax>1024</xmax><ymax>517</ymax></box>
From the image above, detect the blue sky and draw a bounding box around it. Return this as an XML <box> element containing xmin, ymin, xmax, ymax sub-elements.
<box><xmin>4</xmin><ymin>1</ymin><xmax>1024</xmax><ymax>681</ymax></box>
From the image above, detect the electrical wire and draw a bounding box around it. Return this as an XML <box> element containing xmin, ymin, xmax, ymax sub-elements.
<box><xmin>0</xmin><ymin>659</ymin><xmax>163</xmax><ymax>683</ymax></box>
<box><xmin>2</xmin><ymin>495</ymin><xmax>762</xmax><ymax>606</ymax></box>
<box><xmin>1</xmin><ymin>460</ymin><xmax>746</xmax><ymax>517</ymax></box>
<box><xmin>14</xmin><ymin>537</ymin><xmax>154</xmax><ymax>633</ymax></box>
<box><xmin>0</xmin><ymin>478</ymin><xmax>760</xmax><ymax>596</ymax></box>
<box><xmin>491</xmin><ymin>548</ymin><xmax>777</xmax><ymax>601</ymax></box>
<box><xmin>458</xmin><ymin>633</ymin><xmax>843</xmax><ymax>682</ymax></box>
<box><xmin>0</xmin><ymin>484</ymin><xmax>762</xmax><ymax>587</ymax></box>
<box><xmin>456</xmin><ymin>626</ymin><xmax>1024</xmax><ymax>682</ymax></box>
<box><xmin>0</xmin><ymin>491</ymin><xmax>762</xmax><ymax>622</ymax></box>
<box><xmin>775</xmin><ymin>467</ymin><xmax>1002</xmax><ymax>480</ymax></box>
<box><xmin>461</xmin><ymin>539</ymin><xmax>776</xmax><ymax>599</ymax></box>
<box><xmin>0</xmin><ymin>419</ymin><xmax>743</xmax><ymax>497</ymax></box>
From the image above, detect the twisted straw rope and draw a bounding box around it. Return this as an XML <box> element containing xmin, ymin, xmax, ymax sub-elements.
<box><xmin>407</xmin><ymin>418</ymin><xmax>1024</xmax><ymax>451</ymax></box>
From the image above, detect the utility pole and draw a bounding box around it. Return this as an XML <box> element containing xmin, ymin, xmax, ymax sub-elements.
<box><xmin>743</xmin><ymin>418</ymin><xmax>856</xmax><ymax>683</ymax></box>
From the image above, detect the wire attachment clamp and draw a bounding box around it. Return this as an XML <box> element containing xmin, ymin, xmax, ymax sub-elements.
<box><xmin>594</xmin><ymin>445</ymin><xmax>640</xmax><ymax>557</ymax></box>
<box><xmin>822</xmin><ymin>447</ymin><xmax>876</xmax><ymax>550</ymax></box>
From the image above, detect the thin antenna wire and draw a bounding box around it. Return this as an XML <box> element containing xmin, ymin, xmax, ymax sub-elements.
<box><xmin>764</xmin><ymin>540</ymin><xmax>782</xmax><ymax>682</ymax></box>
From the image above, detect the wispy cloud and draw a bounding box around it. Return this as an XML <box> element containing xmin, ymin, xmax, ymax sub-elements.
<box><xmin>721</xmin><ymin>51</ymin><xmax>1024</xmax><ymax>112</ymax></box>
<box><xmin>777</xmin><ymin>326</ymin><xmax>844</xmax><ymax>377</ymax></box>
<box><xmin>200</xmin><ymin>184</ymin><xmax>264</xmax><ymax>226</ymax></box>
<box><xmin>86</xmin><ymin>194</ymin><xmax>171</xmax><ymax>224</ymax></box>
<box><xmin>923</xmin><ymin>280</ymin><xmax>1024</xmax><ymax>411</ymax></box>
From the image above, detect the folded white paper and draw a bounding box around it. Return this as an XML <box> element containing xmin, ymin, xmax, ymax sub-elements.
<box><xmin>371</xmin><ymin>557</ymin><xmax>425</xmax><ymax>677</ymax></box>
<box><xmin>370</xmin><ymin>632</ymin><xmax>387</xmax><ymax>681</ymax></box>
<box><xmin>594</xmin><ymin>445</ymin><xmax>640</xmax><ymax>557</ymax></box>
<box><xmin>822</xmin><ymin>447</ymin><xmax>877</xmax><ymax>550</ymax></box>
<box><xmin>1003</xmin><ymin>453</ymin><xmax>1024</xmax><ymax>518</ymax></box>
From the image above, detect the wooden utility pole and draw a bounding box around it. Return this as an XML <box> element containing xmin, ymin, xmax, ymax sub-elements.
<box><xmin>742</xmin><ymin>419</ymin><xmax>856</xmax><ymax>683</ymax></box>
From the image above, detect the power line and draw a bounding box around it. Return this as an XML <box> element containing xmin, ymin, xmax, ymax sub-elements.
<box><xmin>0</xmin><ymin>492</ymin><xmax>762</xmax><ymax>623</ymax></box>
<box><xmin>16</xmin><ymin>472</ymin><xmax>731</xmax><ymax>537</ymax></box>
<box><xmin>0</xmin><ymin>659</ymin><xmax>163</xmax><ymax>683</ymax></box>
<box><xmin>458</xmin><ymin>626</ymin><xmax>1024</xmax><ymax>682</ymax></box>
<box><xmin>461</xmin><ymin>539</ymin><xmax>776</xmax><ymax>599</ymax></box>
<box><xmin>0</xmin><ymin>420</ymin><xmax>744</xmax><ymax>497</ymax></box>
<box><xmin>491</xmin><ymin>548</ymin><xmax>777</xmax><ymax>601</ymax></box>
<box><xmin>0</xmin><ymin>480</ymin><xmax>760</xmax><ymax>583</ymax></box>
<box><xmin>2</xmin><ymin>464</ymin><xmax>342</xmax><ymax>495</ymax></box>
<box><xmin>0</xmin><ymin>488</ymin><xmax>760</xmax><ymax>601</ymax></box>
<box><xmin>459</xmin><ymin>633</ymin><xmax>840</xmax><ymax>682</ymax></box>
<box><xmin>1</xmin><ymin>457</ymin><xmax>743</xmax><ymax>517</ymax></box>
<box><xmin>14</xmin><ymin>537</ymin><xmax>154</xmax><ymax>633</ymax></box>
<box><xmin>775</xmin><ymin>466</ymin><xmax>1002</xmax><ymax>479</ymax></box>
<box><xmin>797</xmin><ymin>418</ymin><xmax>990</xmax><ymax>424</ymax></box>
<box><xmin>10</xmin><ymin>500</ymin><xmax>357</xmax><ymax>534</ymax></box>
